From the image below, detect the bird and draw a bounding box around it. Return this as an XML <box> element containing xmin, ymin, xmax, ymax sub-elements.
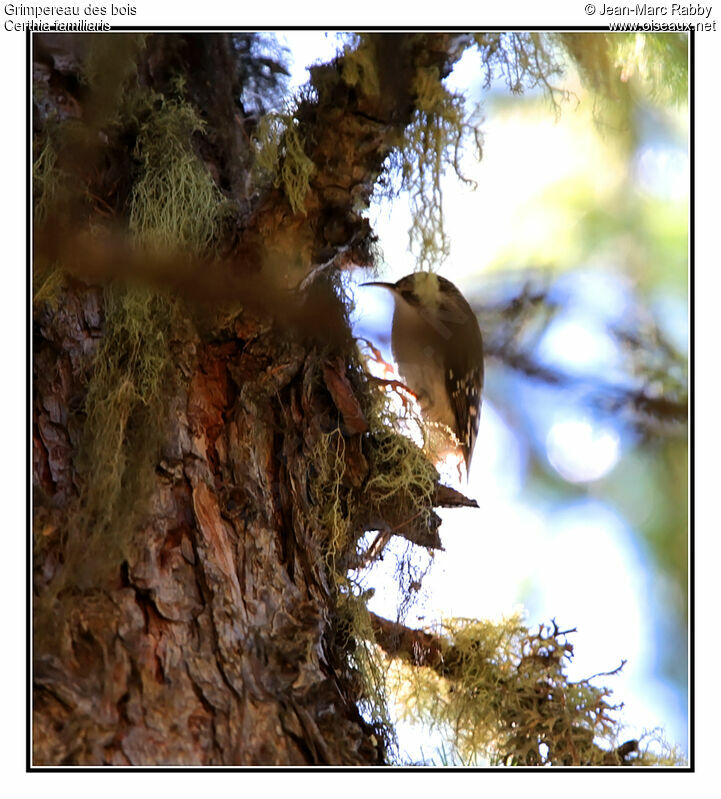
<box><xmin>362</xmin><ymin>271</ymin><xmax>484</xmax><ymax>474</ymax></box>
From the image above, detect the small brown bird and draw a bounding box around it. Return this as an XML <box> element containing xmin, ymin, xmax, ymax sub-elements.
<box><xmin>362</xmin><ymin>271</ymin><xmax>484</xmax><ymax>473</ymax></box>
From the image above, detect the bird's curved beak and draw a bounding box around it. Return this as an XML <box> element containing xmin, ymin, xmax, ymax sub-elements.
<box><xmin>360</xmin><ymin>281</ymin><xmax>396</xmax><ymax>291</ymax></box>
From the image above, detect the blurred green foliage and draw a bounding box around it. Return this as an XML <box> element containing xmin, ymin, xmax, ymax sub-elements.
<box><xmin>476</xmin><ymin>32</ymin><xmax>688</xmax><ymax>721</ymax></box>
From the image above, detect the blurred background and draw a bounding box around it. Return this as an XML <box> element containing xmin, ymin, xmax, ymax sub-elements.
<box><xmin>281</xmin><ymin>31</ymin><xmax>689</xmax><ymax>762</ymax></box>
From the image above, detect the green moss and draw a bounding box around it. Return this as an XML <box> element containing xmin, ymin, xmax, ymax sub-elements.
<box><xmin>334</xmin><ymin>594</ymin><xmax>391</xmax><ymax>743</ymax></box>
<box><xmin>380</xmin><ymin>32</ymin><xmax>575</xmax><ymax>273</ymax></box>
<box><xmin>32</xmin><ymin>133</ymin><xmax>64</xmax><ymax>304</ymax></box>
<box><xmin>472</xmin><ymin>32</ymin><xmax>567</xmax><ymax>102</ymax></box>
<box><xmin>306</xmin><ymin>418</ymin><xmax>395</xmax><ymax>747</ymax></box>
<box><xmin>32</xmin><ymin>266</ymin><xmax>66</xmax><ymax>309</ymax></box>
<box><xmin>389</xmin><ymin>67</ymin><xmax>480</xmax><ymax>273</ymax></box>
<box><xmin>633</xmin><ymin>731</ymin><xmax>687</xmax><ymax>766</ymax></box>
<box><xmin>129</xmin><ymin>96</ymin><xmax>231</xmax><ymax>254</ymax></box>
<box><xmin>33</xmin><ymin>52</ymin><xmax>230</xmax><ymax>298</ymax></box>
<box><xmin>308</xmin><ymin>352</ymin><xmax>437</xmax><ymax>574</ymax></box>
<box><xmin>252</xmin><ymin>107</ymin><xmax>316</xmax><ymax>215</ymax></box>
<box><xmin>340</xmin><ymin>37</ymin><xmax>380</xmax><ymax>97</ymax></box>
<box><xmin>63</xmin><ymin>283</ymin><xmax>183</xmax><ymax>589</ymax></box>
<box><xmin>33</xmin><ymin>135</ymin><xmax>60</xmax><ymax>226</ymax></box>
<box><xmin>34</xmin><ymin>36</ymin><xmax>146</xmax><ymax>227</ymax></box>
<box><xmin>252</xmin><ymin>113</ymin><xmax>281</xmax><ymax>176</ymax></box>
<box><xmin>367</xmin><ymin>429</ymin><xmax>436</xmax><ymax>523</ymax></box>
<box><xmin>388</xmin><ymin>614</ymin><xmax>687</xmax><ymax>766</ymax></box>
<box><xmin>303</xmin><ymin>347</ymin><xmax>448</xmax><ymax>753</ymax></box>
<box><xmin>360</xmin><ymin>351</ymin><xmax>439</xmax><ymax>520</ymax></box>
<box><xmin>34</xmin><ymin>73</ymin><xmax>231</xmax><ymax>598</ymax></box>
<box><xmin>309</xmin><ymin>425</ymin><xmax>354</xmax><ymax>572</ymax></box>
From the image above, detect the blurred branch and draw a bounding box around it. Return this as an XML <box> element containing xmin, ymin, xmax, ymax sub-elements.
<box><xmin>472</xmin><ymin>274</ymin><xmax>688</xmax><ymax>436</ymax></box>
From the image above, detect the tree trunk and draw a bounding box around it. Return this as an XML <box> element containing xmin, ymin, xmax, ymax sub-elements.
<box><xmin>34</xmin><ymin>285</ymin><xmax>377</xmax><ymax>765</ymax></box>
<box><xmin>32</xmin><ymin>31</ymin><xmax>471</xmax><ymax>766</ymax></box>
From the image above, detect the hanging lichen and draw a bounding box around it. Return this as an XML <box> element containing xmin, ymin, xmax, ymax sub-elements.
<box><xmin>33</xmin><ymin>136</ymin><xmax>61</xmax><ymax>226</ymax></box>
<box><xmin>366</xmin><ymin>428</ymin><xmax>437</xmax><ymax>528</ymax></box>
<box><xmin>378</xmin><ymin>32</ymin><xmax>571</xmax><ymax>274</ymax></box>
<box><xmin>129</xmin><ymin>96</ymin><xmax>232</xmax><ymax>254</ymax></box>
<box><xmin>68</xmin><ymin>283</ymin><xmax>183</xmax><ymax>588</ymax></box>
<box><xmin>32</xmin><ymin>135</ymin><xmax>68</xmax><ymax>305</ymax></box>
<box><xmin>302</xmin><ymin>343</ymin><xmax>448</xmax><ymax>754</ymax></box>
<box><xmin>386</xmin><ymin>614</ymin><xmax>687</xmax><ymax>766</ymax></box>
<box><xmin>304</xmin><ymin>384</ymin><xmax>391</xmax><ymax>747</ymax></box>
<box><xmin>473</xmin><ymin>32</ymin><xmax>567</xmax><ymax>103</ymax></box>
<box><xmin>309</xmin><ymin>425</ymin><xmax>355</xmax><ymax>572</ymax></box>
<box><xmin>340</xmin><ymin>35</ymin><xmax>380</xmax><ymax>97</ymax></box>
<box><xmin>252</xmin><ymin>104</ymin><xmax>316</xmax><ymax>215</ymax></box>
<box><xmin>388</xmin><ymin>66</ymin><xmax>478</xmax><ymax>273</ymax></box>
<box><xmin>38</xmin><ymin>80</ymin><xmax>231</xmax><ymax>593</ymax></box>
<box><xmin>339</xmin><ymin>585</ymin><xmax>396</xmax><ymax>750</ymax></box>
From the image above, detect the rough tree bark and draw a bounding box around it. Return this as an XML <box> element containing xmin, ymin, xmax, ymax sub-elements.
<box><xmin>32</xmin><ymin>32</ymin><xmax>475</xmax><ymax>766</ymax></box>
